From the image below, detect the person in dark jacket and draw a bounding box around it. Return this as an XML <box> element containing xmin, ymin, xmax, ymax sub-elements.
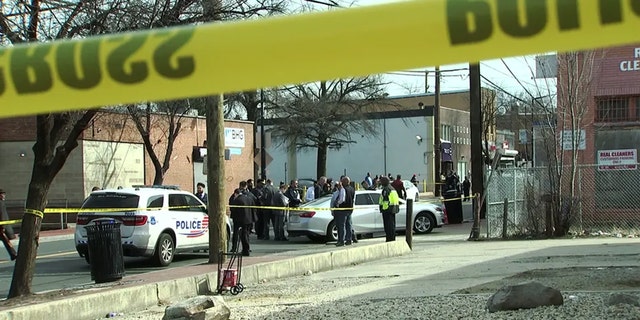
<box><xmin>314</xmin><ymin>176</ymin><xmax>328</xmax><ymax>199</ymax></box>
<box><xmin>229</xmin><ymin>188</ymin><xmax>256</xmax><ymax>256</ymax></box>
<box><xmin>0</xmin><ymin>189</ymin><xmax>17</xmax><ymax>261</ymax></box>
<box><xmin>391</xmin><ymin>174</ymin><xmax>407</xmax><ymax>200</ymax></box>
<box><xmin>194</xmin><ymin>182</ymin><xmax>207</xmax><ymax>204</ymax></box>
<box><xmin>337</xmin><ymin>176</ymin><xmax>356</xmax><ymax>246</ymax></box>
<box><xmin>272</xmin><ymin>184</ymin><xmax>289</xmax><ymax>241</ymax></box>
<box><xmin>462</xmin><ymin>176</ymin><xmax>471</xmax><ymax>201</ymax></box>
<box><xmin>250</xmin><ymin>179</ymin><xmax>267</xmax><ymax>239</ymax></box>
<box><xmin>284</xmin><ymin>180</ymin><xmax>302</xmax><ymax>208</ymax></box>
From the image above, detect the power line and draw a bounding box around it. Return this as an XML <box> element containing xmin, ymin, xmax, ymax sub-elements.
<box><xmin>395</xmin><ymin>68</ymin><xmax>468</xmax><ymax>74</ymax></box>
<box><xmin>385</xmin><ymin>71</ymin><xmax>467</xmax><ymax>78</ymax></box>
<box><xmin>480</xmin><ymin>75</ymin><xmax>527</xmax><ymax>104</ymax></box>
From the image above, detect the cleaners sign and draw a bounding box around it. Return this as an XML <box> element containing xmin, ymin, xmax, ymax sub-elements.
<box><xmin>597</xmin><ymin>149</ymin><xmax>637</xmax><ymax>171</ymax></box>
<box><xmin>620</xmin><ymin>48</ymin><xmax>640</xmax><ymax>72</ymax></box>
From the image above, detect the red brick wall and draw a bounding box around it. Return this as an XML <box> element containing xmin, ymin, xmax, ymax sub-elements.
<box><xmin>0</xmin><ymin>116</ymin><xmax>36</xmax><ymax>141</ymax></box>
<box><xmin>0</xmin><ymin>111</ymin><xmax>254</xmax><ymax>200</ymax></box>
<box><xmin>557</xmin><ymin>44</ymin><xmax>640</xmax><ymax>220</ymax></box>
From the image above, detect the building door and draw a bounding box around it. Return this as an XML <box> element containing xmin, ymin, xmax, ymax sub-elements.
<box><xmin>457</xmin><ymin>162</ymin><xmax>467</xmax><ymax>178</ymax></box>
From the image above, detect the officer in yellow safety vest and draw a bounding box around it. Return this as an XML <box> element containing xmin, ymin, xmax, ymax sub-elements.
<box><xmin>378</xmin><ymin>176</ymin><xmax>400</xmax><ymax>242</ymax></box>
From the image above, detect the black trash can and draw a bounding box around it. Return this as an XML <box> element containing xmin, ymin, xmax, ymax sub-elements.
<box><xmin>443</xmin><ymin>189</ymin><xmax>463</xmax><ymax>224</ymax></box>
<box><xmin>86</xmin><ymin>219</ymin><xmax>125</xmax><ymax>284</ymax></box>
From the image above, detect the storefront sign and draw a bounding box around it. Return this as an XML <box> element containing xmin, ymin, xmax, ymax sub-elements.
<box><xmin>224</xmin><ymin>128</ymin><xmax>245</xmax><ymax>148</ymax></box>
<box><xmin>597</xmin><ymin>149</ymin><xmax>637</xmax><ymax>171</ymax></box>
<box><xmin>619</xmin><ymin>48</ymin><xmax>640</xmax><ymax>72</ymax></box>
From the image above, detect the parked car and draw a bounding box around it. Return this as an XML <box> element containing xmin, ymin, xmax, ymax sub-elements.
<box><xmin>74</xmin><ymin>185</ymin><xmax>231</xmax><ymax>267</ymax></box>
<box><xmin>403</xmin><ymin>180</ymin><xmax>420</xmax><ymax>202</ymax></box>
<box><xmin>287</xmin><ymin>190</ymin><xmax>445</xmax><ymax>242</ymax></box>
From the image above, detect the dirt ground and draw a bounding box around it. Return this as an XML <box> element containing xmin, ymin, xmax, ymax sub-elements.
<box><xmin>454</xmin><ymin>266</ymin><xmax>640</xmax><ymax>294</ymax></box>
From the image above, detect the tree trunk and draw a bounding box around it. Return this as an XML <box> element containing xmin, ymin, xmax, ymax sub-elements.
<box><xmin>207</xmin><ymin>94</ymin><xmax>227</xmax><ymax>263</ymax></box>
<box><xmin>316</xmin><ymin>141</ymin><xmax>328</xmax><ymax>179</ymax></box>
<box><xmin>8</xmin><ymin>165</ymin><xmax>51</xmax><ymax>297</ymax></box>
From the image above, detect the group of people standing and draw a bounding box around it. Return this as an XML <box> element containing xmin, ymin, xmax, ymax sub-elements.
<box><xmin>198</xmin><ymin>170</ymin><xmax>409</xmax><ymax>256</ymax></box>
<box><xmin>225</xmin><ymin>178</ymin><xmax>305</xmax><ymax>256</ymax></box>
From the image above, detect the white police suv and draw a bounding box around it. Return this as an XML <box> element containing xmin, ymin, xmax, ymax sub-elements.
<box><xmin>74</xmin><ymin>185</ymin><xmax>230</xmax><ymax>267</ymax></box>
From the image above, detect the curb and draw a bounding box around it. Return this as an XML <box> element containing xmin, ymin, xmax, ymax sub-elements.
<box><xmin>0</xmin><ymin>240</ymin><xmax>411</xmax><ymax>320</ymax></box>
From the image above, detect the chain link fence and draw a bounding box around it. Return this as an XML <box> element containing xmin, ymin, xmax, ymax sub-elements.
<box><xmin>485</xmin><ymin>164</ymin><xmax>640</xmax><ymax>238</ymax></box>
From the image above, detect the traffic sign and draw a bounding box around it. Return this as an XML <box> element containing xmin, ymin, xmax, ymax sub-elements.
<box><xmin>254</xmin><ymin>149</ymin><xmax>273</xmax><ymax>167</ymax></box>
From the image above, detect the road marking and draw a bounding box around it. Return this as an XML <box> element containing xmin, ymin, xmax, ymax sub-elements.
<box><xmin>0</xmin><ymin>251</ymin><xmax>76</xmax><ymax>265</ymax></box>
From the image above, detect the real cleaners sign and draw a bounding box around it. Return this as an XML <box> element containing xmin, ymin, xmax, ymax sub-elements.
<box><xmin>619</xmin><ymin>48</ymin><xmax>640</xmax><ymax>72</ymax></box>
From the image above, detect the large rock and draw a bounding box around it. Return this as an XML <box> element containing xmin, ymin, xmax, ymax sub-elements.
<box><xmin>486</xmin><ymin>281</ymin><xmax>563</xmax><ymax>313</ymax></box>
<box><xmin>606</xmin><ymin>293</ymin><xmax>640</xmax><ymax>307</ymax></box>
<box><xmin>163</xmin><ymin>295</ymin><xmax>230</xmax><ymax>320</ymax></box>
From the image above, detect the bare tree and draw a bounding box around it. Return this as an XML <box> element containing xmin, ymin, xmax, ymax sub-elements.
<box><xmin>127</xmin><ymin>100</ymin><xmax>189</xmax><ymax>185</ymax></box>
<box><xmin>499</xmin><ymin>52</ymin><xmax>595</xmax><ymax>237</ymax></box>
<box><xmin>1</xmin><ymin>0</ymin><xmax>127</xmax><ymax>299</ymax></box>
<box><xmin>545</xmin><ymin>51</ymin><xmax>595</xmax><ymax>236</ymax></box>
<box><xmin>268</xmin><ymin>76</ymin><xmax>391</xmax><ymax>178</ymax></box>
<box><xmin>85</xmin><ymin>112</ymin><xmax>133</xmax><ymax>190</ymax></box>
<box><xmin>1</xmin><ymin>0</ymin><xmax>286</xmax><ymax>298</ymax></box>
<box><xmin>481</xmin><ymin>88</ymin><xmax>498</xmax><ymax>164</ymax></box>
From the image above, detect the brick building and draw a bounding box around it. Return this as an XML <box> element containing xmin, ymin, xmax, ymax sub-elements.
<box><xmin>0</xmin><ymin>111</ymin><xmax>254</xmax><ymax>217</ymax></box>
<box><xmin>556</xmin><ymin>44</ymin><xmax>640</xmax><ymax>223</ymax></box>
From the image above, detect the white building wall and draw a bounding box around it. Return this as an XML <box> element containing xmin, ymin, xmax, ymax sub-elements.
<box><xmin>265</xmin><ymin>116</ymin><xmax>434</xmax><ymax>189</ymax></box>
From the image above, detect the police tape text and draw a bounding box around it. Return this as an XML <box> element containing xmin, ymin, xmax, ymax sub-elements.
<box><xmin>447</xmin><ymin>0</ymin><xmax>640</xmax><ymax>45</ymax></box>
<box><xmin>0</xmin><ymin>29</ymin><xmax>195</xmax><ymax>95</ymax></box>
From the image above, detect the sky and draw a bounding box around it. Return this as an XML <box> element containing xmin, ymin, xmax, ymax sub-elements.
<box><xmin>295</xmin><ymin>0</ymin><xmax>557</xmax><ymax>98</ymax></box>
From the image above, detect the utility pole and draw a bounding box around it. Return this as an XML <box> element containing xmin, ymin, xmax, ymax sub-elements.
<box><xmin>260</xmin><ymin>89</ymin><xmax>266</xmax><ymax>180</ymax></box>
<box><xmin>206</xmin><ymin>94</ymin><xmax>227</xmax><ymax>262</ymax></box>
<box><xmin>424</xmin><ymin>70</ymin><xmax>429</xmax><ymax>93</ymax></box>
<box><xmin>433</xmin><ymin>66</ymin><xmax>441</xmax><ymax>197</ymax></box>
<box><xmin>469</xmin><ymin>63</ymin><xmax>484</xmax><ymax>239</ymax></box>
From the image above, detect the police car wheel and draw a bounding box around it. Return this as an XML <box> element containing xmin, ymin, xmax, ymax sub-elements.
<box><xmin>154</xmin><ymin>233</ymin><xmax>175</xmax><ymax>267</ymax></box>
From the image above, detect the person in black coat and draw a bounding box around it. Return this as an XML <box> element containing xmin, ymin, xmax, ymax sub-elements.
<box><xmin>462</xmin><ymin>176</ymin><xmax>471</xmax><ymax>201</ymax></box>
<box><xmin>0</xmin><ymin>190</ymin><xmax>17</xmax><ymax>261</ymax></box>
<box><xmin>230</xmin><ymin>188</ymin><xmax>256</xmax><ymax>256</ymax></box>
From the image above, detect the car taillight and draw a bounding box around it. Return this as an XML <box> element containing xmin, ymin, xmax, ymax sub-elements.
<box><xmin>77</xmin><ymin>216</ymin><xmax>90</xmax><ymax>225</ymax></box>
<box><xmin>122</xmin><ymin>215</ymin><xmax>148</xmax><ymax>226</ymax></box>
<box><xmin>299</xmin><ymin>211</ymin><xmax>315</xmax><ymax>218</ymax></box>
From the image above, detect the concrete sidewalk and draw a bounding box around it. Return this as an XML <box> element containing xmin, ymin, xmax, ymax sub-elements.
<box><xmin>0</xmin><ymin>225</ymin><xmax>414</xmax><ymax>320</ymax></box>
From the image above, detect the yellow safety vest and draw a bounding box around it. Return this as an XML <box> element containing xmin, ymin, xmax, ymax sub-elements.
<box><xmin>379</xmin><ymin>186</ymin><xmax>400</xmax><ymax>213</ymax></box>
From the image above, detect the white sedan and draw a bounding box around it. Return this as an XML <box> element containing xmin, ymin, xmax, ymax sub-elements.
<box><xmin>403</xmin><ymin>180</ymin><xmax>420</xmax><ymax>202</ymax></box>
<box><xmin>287</xmin><ymin>190</ymin><xmax>445</xmax><ymax>242</ymax></box>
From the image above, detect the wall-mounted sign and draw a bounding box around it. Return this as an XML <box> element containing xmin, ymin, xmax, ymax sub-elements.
<box><xmin>441</xmin><ymin>141</ymin><xmax>453</xmax><ymax>162</ymax></box>
<box><xmin>597</xmin><ymin>149</ymin><xmax>637</xmax><ymax>171</ymax></box>
<box><xmin>560</xmin><ymin>130</ymin><xmax>586</xmax><ymax>150</ymax></box>
<box><xmin>224</xmin><ymin>128</ymin><xmax>245</xmax><ymax>148</ymax></box>
<box><xmin>619</xmin><ymin>47</ymin><xmax>640</xmax><ymax>72</ymax></box>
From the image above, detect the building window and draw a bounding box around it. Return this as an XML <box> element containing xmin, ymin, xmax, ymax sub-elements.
<box><xmin>441</xmin><ymin>124</ymin><xmax>452</xmax><ymax>141</ymax></box>
<box><xmin>596</xmin><ymin>97</ymin><xmax>629</xmax><ymax>122</ymax></box>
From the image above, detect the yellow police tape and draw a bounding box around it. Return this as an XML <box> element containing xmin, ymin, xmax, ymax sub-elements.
<box><xmin>0</xmin><ymin>219</ymin><xmax>22</xmax><ymax>226</ymax></box>
<box><xmin>0</xmin><ymin>195</ymin><xmax>471</xmax><ymax>226</ymax></box>
<box><xmin>1</xmin><ymin>0</ymin><xmax>639</xmax><ymax>118</ymax></box>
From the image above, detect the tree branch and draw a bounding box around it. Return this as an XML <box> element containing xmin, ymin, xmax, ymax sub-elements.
<box><xmin>55</xmin><ymin>0</ymin><xmax>85</xmax><ymax>39</ymax></box>
<box><xmin>0</xmin><ymin>12</ymin><xmax>25</xmax><ymax>43</ymax></box>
